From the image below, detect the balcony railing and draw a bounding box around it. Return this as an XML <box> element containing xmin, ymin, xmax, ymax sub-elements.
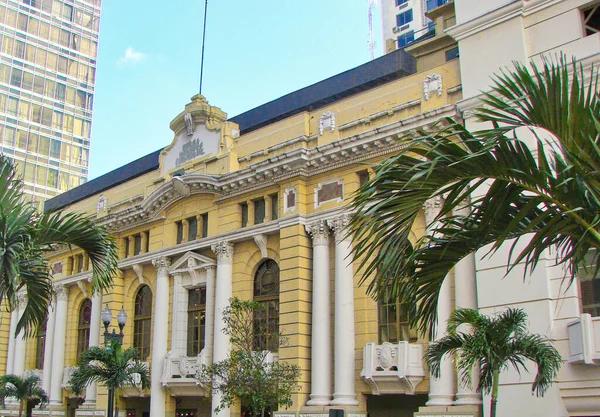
<box><xmin>361</xmin><ymin>341</ymin><xmax>426</xmax><ymax>395</ymax></box>
<box><xmin>567</xmin><ymin>313</ymin><xmax>600</xmax><ymax>364</ymax></box>
<box><xmin>426</xmin><ymin>0</ymin><xmax>451</xmax><ymax>12</ymax></box>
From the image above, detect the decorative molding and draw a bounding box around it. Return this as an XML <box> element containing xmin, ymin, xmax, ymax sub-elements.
<box><xmin>183</xmin><ymin>112</ymin><xmax>195</xmax><ymax>136</ymax></box>
<box><xmin>327</xmin><ymin>214</ymin><xmax>351</xmax><ymax>242</ymax></box>
<box><xmin>132</xmin><ymin>263</ymin><xmax>145</xmax><ymax>285</ymax></box>
<box><xmin>305</xmin><ymin>220</ymin><xmax>330</xmax><ymax>246</ymax></box>
<box><xmin>253</xmin><ymin>234</ymin><xmax>268</xmax><ymax>258</ymax></box>
<box><xmin>318</xmin><ymin>111</ymin><xmax>336</xmax><ymax>135</ymax></box>
<box><xmin>447</xmin><ymin>85</ymin><xmax>462</xmax><ymax>94</ymax></box>
<box><xmin>76</xmin><ymin>281</ymin><xmax>88</xmax><ymax>298</ymax></box>
<box><xmin>283</xmin><ymin>186</ymin><xmax>297</xmax><ymax>213</ymax></box>
<box><xmin>314</xmin><ymin>179</ymin><xmax>344</xmax><ymax>208</ymax></box>
<box><xmin>152</xmin><ymin>257</ymin><xmax>171</xmax><ymax>274</ymax></box>
<box><xmin>211</xmin><ymin>241</ymin><xmax>234</xmax><ymax>264</ymax></box>
<box><xmin>54</xmin><ymin>285</ymin><xmax>68</xmax><ymax>302</ymax></box>
<box><xmin>423</xmin><ymin>73</ymin><xmax>443</xmax><ymax>101</ymax></box>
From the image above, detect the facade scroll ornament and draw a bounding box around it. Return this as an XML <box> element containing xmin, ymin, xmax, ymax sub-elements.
<box><xmin>54</xmin><ymin>285</ymin><xmax>68</xmax><ymax>302</ymax></box>
<box><xmin>305</xmin><ymin>220</ymin><xmax>330</xmax><ymax>246</ymax></box>
<box><xmin>423</xmin><ymin>73</ymin><xmax>443</xmax><ymax>101</ymax></box>
<box><xmin>152</xmin><ymin>256</ymin><xmax>171</xmax><ymax>274</ymax></box>
<box><xmin>319</xmin><ymin>111</ymin><xmax>336</xmax><ymax>136</ymax></box>
<box><xmin>183</xmin><ymin>112</ymin><xmax>195</xmax><ymax>136</ymax></box>
<box><xmin>211</xmin><ymin>241</ymin><xmax>234</xmax><ymax>264</ymax></box>
<box><xmin>327</xmin><ymin>214</ymin><xmax>352</xmax><ymax>242</ymax></box>
<box><xmin>423</xmin><ymin>196</ymin><xmax>443</xmax><ymax>225</ymax></box>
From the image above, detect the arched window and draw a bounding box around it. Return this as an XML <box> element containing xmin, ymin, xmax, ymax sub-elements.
<box><xmin>77</xmin><ymin>298</ymin><xmax>92</xmax><ymax>359</ymax></box>
<box><xmin>187</xmin><ymin>287</ymin><xmax>207</xmax><ymax>356</ymax></box>
<box><xmin>35</xmin><ymin>316</ymin><xmax>48</xmax><ymax>369</ymax></box>
<box><xmin>253</xmin><ymin>259</ymin><xmax>280</xmax><ymax>351</ymax></box>
<box><xmin>134</xmin><ymin>285</ymin><xmax>152</xmax><ymax>360</ymax></box>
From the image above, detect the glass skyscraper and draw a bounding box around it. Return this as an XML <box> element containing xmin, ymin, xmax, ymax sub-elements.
<box><xmin>0</xmin><ymin>0</ymin><xmax>100</xmax><ymax>206</ymax></box>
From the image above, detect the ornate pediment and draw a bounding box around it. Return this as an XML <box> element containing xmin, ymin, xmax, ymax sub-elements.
<box><xmin>169</xmin><ymin>251</ymin><xmax>216</xmax><ymax>274</ymax></box>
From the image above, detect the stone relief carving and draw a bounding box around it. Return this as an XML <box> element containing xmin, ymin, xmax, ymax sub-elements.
<box><xmin>184</xmin><ymin>112</ymin><xmax>195</xmax><ymax>136</ymax></box>
<box><xmin>305</xmin><ymin>220</ymin><xmax>330</xmax><ymax>246</ymax></box>
<box><xmin>319</xmin><ymin>111</ymin><xmax>336</xmax><ymax>135</ymax></box>
<box><xmin>96</xmin><ymin>195</ymin><xmax>107</xmax><ymax>213</ymax></box>
<box><xmin>175</xmin><ymin>139</ymin><xmax>205</xmax><ymax>167</ymax></box>
<box><xmin>423</xmin><ymin>73</ymin><xmax>443</xmax><ymax>101</ymax></box>
<box><xmin>211</xmin><ymin>241</ymin><xmax>234</xmax><ymax>264</ymax></box>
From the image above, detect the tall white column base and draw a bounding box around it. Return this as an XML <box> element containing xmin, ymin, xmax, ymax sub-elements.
<box><xmin>49</xmin><ymin>285</ymin><xmax>69</xmax><ymax>406</ymax></box>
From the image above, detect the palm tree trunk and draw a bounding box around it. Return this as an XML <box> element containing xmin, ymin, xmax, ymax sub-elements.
<box><xmin>490</xmin><ymin>369</ymin><xmax>499</xmax><ymax>417</ymax></box>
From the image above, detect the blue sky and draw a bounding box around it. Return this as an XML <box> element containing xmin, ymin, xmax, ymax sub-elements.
<box><xmin>88</xmin><ymin>0</ymin><xmax>383</xmax><ymax>179</ymax></box>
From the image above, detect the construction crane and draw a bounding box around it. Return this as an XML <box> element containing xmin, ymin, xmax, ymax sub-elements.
<box><xmin>368</xmin><ymin>0</ymin><xmax>378</xmax><ymax>60</ymax></box>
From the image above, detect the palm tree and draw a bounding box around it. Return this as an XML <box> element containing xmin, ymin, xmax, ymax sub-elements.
<box><xmin>426</xmin><ymin>308</ymin><xmax>562</xmax><ymax>417</ymax></box>
<box><xmin>0</xmin><ymin>154</ymin><xmax>119</xmax><ymax>336</ymax></box>
<box><xmin>348</xmin><ymin>58</ymin><xmax>600</xmax><ymax>336</ymax></box>
<box><xmin>0</xmin><ymin>374</ymin><xmax>49</xmax><ymax>417</ymax></box>
<box><xmin>69</xmin><ymin>339</ymin><xmax>150</xmax><ymax>417</ymax></box>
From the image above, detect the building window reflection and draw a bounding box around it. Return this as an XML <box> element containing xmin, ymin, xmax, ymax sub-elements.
<box><xmin>187</xmin><ymin>287</ymin><xmax>207</xmax><ymax>357</ymax></box>
<box><xmin>77</xmin><ymin>298</ymin><xmax>92</xmax><ymax>359</ymax></box>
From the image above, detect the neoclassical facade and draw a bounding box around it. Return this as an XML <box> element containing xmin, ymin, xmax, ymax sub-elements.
<box><xmin>1</xmin><ymin>1</ymin><xmax>599</xmax><ymax>417</ymax></box>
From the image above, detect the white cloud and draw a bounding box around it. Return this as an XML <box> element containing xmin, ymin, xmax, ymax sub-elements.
<box><xmin>117</xmin><ymin>47</ymin><xmax>146</xmax><ymax>65</ymax></box>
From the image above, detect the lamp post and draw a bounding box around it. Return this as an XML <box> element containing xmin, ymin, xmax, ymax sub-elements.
<box><xmin>101</xmin><ymin>305</ymin><xmax>127</xmax><ymax>417</ymax></box>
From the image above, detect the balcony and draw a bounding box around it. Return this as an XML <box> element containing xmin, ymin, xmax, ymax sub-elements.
<box><xmin>426</xmin><ymin>0</ymin><xmax>451</xmax><ymax>12</ymax></box>
<box><xmin>567</xmin><ymin>314</ymin><xmax>600</xmax><ymax>364</ymax></box>
<box><xmin>162</xmin><ymin>351</ymin><xmax>207</xmax><ymax>396</ymax></box>
<box><xmin>361</xmin><ymin>342</ymin><xmax>426</xmax><ymax>395</ymax></box>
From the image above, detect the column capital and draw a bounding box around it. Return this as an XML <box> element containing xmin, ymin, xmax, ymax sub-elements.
<box><xmin>327</xmin><ymin>214</ymin><xmax>351</xmax><ymax>242</ymax></box>
<box><xmin>305</xmin><ymin>220</ymin><xmax>330</xmax><ymax>246</ymax></box>
<box><xmin>16</xmin><ymin>292</ymin><xmax>27</xmax><ymax>308</ymax></box>
<box><xmin>202</xmin><ymin>265</ymin><xmax>217</xmax><ymax>272</ymax></box>
<box><xmin>152</xmin><ymin>256</ymin><xmax>171</xmax><ymax>274</ymax></box>
<box><xmin>54</xmin><ymin>285</ymin><xmax>68</xmax><ymax>302</ymax></box>
<box><xmin>211</xmin><ymin>241</ymin><xmax>234</xmax><ymax>264</ymax></box>
<box><xmin>423</xmin><ymin>196</ymin><xmax>443</xmax><ymax>225</ymax></box>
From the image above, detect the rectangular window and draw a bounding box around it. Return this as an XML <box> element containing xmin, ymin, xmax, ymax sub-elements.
<box><xmin>10</xmin><ymin>68</ymin><xmax>22</xmax><ymax>87</ymax></box>
<box><xmin>396</xmin><ymin>9</ymin><xmax>413</xmax><ymax>27</ymax></box>
<box><xmin>583</xmin><ymin>4</ymin><xmax>600</xmax><ymax>36</ymax></box>
<box><xmin>187</xmin><ymin>216</ymin><xmax>197</xmax><ymax>241</ymax></box>
<box><xmin>76</xmin><ymin>253</ymin><xmax>84</xmax><ymax>273</ymax></box>
<box><xmin>580</xmin><ymin>250</ymin><xmax>599</xmax><ymax>316</ymax></box>
<box><xmin>254</xmin><ymin>198</ymin><xmax>265</xmax><ymax>225</ymax></box>
<box><xmin>445</xmin><ymin>46</ymin><xmax>459</xmax><ymax>61</ymax></box>
<box><xmin>270</xmin><ymin>193</ymin><xmax>278</xmax><ymax>220</ymax></box>
<box><xmin>396</xmin><ymin>0</ymin><xmax>408</xmax><ymax>5</ymax></box>
<box><xmin>50</xmin><ymin>139</ymin><xmax>61</xmax><ymax>159</ymax></box>
<box><xmin>176</xmin><ymin>221</ymin><xmax>184</xmax><ymax>244</ymax></box>
<box><xmin>187</xmin><ymin>287</ymin><xmax>207</xmax><ymax>357</ymax></box>
<box><xmin>124</xmin><ymin>238</ymin><xmax>130</xmax><ymax>258</ymax></box>
<box><xmin>398</xmin><ymin>31</ymin><xmax>415</xmax><ymax>48</ymax></box>
<box><xmin>378</xmin><ymin>286</ymin><xmax>417</xmax><ymax>344</ymax></box>
<box><xmin>145</xmin><ymin>231</ymin><xmax>150</xmax><ymax>253</ymax></box>
<box><xmin>241</xmin><ymin>203</ymin><xmax>248</xmax><ymax>227</ymax></box>
<box><xmin>357</xmin><ymin>170</ymin><xmax>370</xmax><ymax>187</ymax></box>
<box><xmin>134</xmin><ymin>234</ymin><xmax>142</xmax><ymax>256</ymax></box>
<box><xmin>201</xmin><ymin>213</ymin><xmax>209</xmax><ymax>238</ymax></box>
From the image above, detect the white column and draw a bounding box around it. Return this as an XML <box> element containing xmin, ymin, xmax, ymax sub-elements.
<box><xmin>149</xmin><ymin>256</ymin><xmax>171</xmax><ymax>417</ymax></box>
<box><xmin>328</xmin><ymin>215</ymin><xmax>359</xmax><ymax>406</ymax></box>
<box><xmin>453</xmin><ymin>205</ymin><xmax>482</xmax><ymax>406</ymax></box>
<box><xmin>42</xmin><ymin>297</ymin><xmax>57</xmax><ymax>394</ymax></box>
<box><xmin>424</xmin><ymin>197</ymin><xmax>456</xmax><ymax>407</ymax></box>
<box><xmin>210</xmin><ymin>242</ymin><xmax>234</xmax><ymax>417</ymax></box>
<box><xmin>13</xmin><ymin>293</ymin><xmax>27</xmax><ymax>376</ymax></box>
<box><xmin>203</xmin><ymin>265</ymin><xmax>217</xmax><ymax>365</ymax></box>
<box><xmin>50</xmin><ymin>285</ymin><xmax>69</xmax><ymax>405</ymax></box>
<box><xmin>170</xmin><ymin>274</ymin><xmax>188</xmax><ymax>358</ymax></box>
<box><xmin>6</xmin><ymin>308</ymin><xmax>18</xmax><ymax>375</ymax></box>
<box><xmin>305</xmin><ymin>220</ymin><xmax>332</xmax><ymax>406</ymax></box>
<box><xmin>84</xmin><ymin>291</ymin><xmax>103</xmax><ymax>406</ymax></box>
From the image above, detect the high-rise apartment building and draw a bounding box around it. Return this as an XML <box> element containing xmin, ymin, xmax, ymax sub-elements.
<box><xmin>381</xmin><ymin>0</ymin><xmax>452</xmax><ymax>52</ymax></box>
<box><xmin>0</xmin><ymin>0</ymin><xmax>100</xmax><ymax>206</ymax></box>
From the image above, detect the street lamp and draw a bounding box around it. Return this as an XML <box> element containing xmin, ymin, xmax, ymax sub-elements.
<box><xmin>101</xmin><ymin>304</ymin><xmax>127</xmax><ymax>417</ymax></box>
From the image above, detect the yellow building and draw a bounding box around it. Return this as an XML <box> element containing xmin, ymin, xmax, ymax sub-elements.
<box><xmin>0</xmin><ymin>3</ymin><xmax>470</xmax><ymax>417</ymax></box>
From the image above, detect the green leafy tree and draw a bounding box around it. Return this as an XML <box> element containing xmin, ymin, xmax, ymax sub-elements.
<box><xmin>0</xmin><ymin>154</ymin><xmax>119</xmax><ymax>336</ymax></box>
<box><xmin>0</xmin><ymin>374</ymin><xmax>49</xmax><ymax>417</ymax></box>
<box><xmin>348</xmin><ymin>58</ymin><xmax>600</xmax><ymax>335</ymax></box>
<box><xmin>197</xmin><ymin>298</ymin><xmax>301</xmax><ymax>417</ymax></box>
<box><xmin>69</xmin><ymin>339</ymin><xmax>150</xmax><ymax>396</ymax></box>
<box><xmin>426</xmin><ymin>308</ymin><xmax>562</xmax><ymax>417</ymax></box>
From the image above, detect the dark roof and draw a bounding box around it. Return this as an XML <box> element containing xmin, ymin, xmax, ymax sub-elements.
<box><xmin>44</xmin><ymin>49</ymin><xmax>416</xmax><ymax>212</ymax></box>
<box><xmin>230</xmin><ymin>49</ymin><xmax>416</xmax><ymax>134</ymax></box>
<box><xmin>44</xmin><ymin>149</ymin><xmax>162</xmax><ymax>212</ymax></box>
